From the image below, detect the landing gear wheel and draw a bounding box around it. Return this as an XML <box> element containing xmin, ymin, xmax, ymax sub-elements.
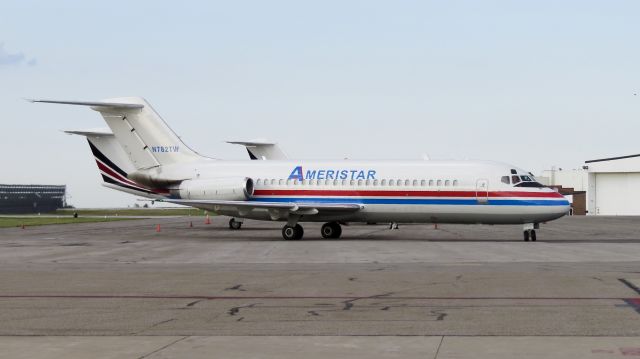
<box><xmin>530</xmin><ymin>229</ymin><xmax>537</xmax><ymax>242</ymax></box>
<box><xmin>321</xmin><ymin>222</ymin><xmax>342</xmax><ymax>239</ymax></box>
<box><xmin>523</xmin><ymin>230</ymin><xmax>530</xmax><ymax>242</ymax></box>
<box><xmin>282</xmin><ymin>224</ymin><xmax>304</xmax><ymax>240</ymax></box>
<box><xmin>229</xmin><ymin>218</ymin><xmax>242</xmax><ymax>230</ymax></box>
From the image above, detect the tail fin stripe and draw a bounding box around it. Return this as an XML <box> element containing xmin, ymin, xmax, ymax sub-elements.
<box><xmin>95</xmin><ymin>160</ymin><xmax>146</xmax><ymax>189</ymax></box>
<box><xmin>88</xmin><ymin>140</ymin><xmax>128</xmax><ymax>178</ymax></box>
<box><xmin>101</xmin><ymin>175</ymin><xmax>157</xmax><ymax>195</ymax></box>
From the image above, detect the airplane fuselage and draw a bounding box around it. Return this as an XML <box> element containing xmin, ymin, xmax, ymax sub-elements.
<box><xmin>145</xmin><ymin>158</ymin><xmax>569</xmax><ymax>225</ymax></box>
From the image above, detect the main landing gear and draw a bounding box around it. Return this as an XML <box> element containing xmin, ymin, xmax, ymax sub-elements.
<box><xmin>321</xmin><ymin>222</ymin><xmax>342</xmax><ymax>239</ymax></box>
<box><xmin>282</xmin><ymin>224</ymin><xmax>304</xmax><ymax>240</ymax></box>
<box><xmin>280</xmin><ymin>222</ymin><xmax>343</xmax><ymax>240</ymax></box>
<box><xmin>229</xmin><ymin>218</ymin><xmax>242</xmax><ymax>230</ymax></box>
<box><xmin>523</xmin><ymin>223</ymin><xmax>539</xmax><ymax>242</ymax></box>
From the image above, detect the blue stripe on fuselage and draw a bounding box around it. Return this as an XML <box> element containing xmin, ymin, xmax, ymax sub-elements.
<box><xmin>251</xmin><ymin>197</ymin><xmax>570</xmax><ymax>206</ymax></box>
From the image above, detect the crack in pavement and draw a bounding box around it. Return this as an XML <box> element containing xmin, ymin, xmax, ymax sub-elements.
<box><xmin>342</xmin><ymin>292</ymin><xmax>394</xmax><ymax>311</ymax></box>
<box><xmin>228</xmin><ymin>303</ymin><xmax>256</xmax><ymax>316</ymax></box>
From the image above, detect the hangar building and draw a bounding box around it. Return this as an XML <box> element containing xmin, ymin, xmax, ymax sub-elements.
<box><xmin>0</xmin><ymin>184</ymin><xmax>67</xmax><ymax>214</ymax></box>
<box><xmin>585</xmin><ymin>154</ymin><xmax>640</xmax><ymax>215</ymax></box>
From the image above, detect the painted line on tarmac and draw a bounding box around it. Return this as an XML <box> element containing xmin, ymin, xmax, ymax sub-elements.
<box><xmin>0</xmin><ymin>294</ymin><xmax>635</xmax><ymax>301</ymax></box>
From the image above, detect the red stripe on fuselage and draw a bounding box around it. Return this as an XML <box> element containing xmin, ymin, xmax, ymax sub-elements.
<box><xmin>253</xmin><ymin>189</ymin><xmax>564</xmax><ymax>198</ymax></box>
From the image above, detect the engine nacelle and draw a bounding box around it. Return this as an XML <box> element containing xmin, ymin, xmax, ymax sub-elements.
<box><xmin>174</xmin><ymin>177</ymin><xmax>254</xmax><ymax>201</ymax></box>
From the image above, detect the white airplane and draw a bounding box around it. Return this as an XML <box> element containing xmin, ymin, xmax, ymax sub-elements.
<box><xmin>34</xmin><ymin>97</ymin><xmax>569</xmax><ymax>241</ymax></box>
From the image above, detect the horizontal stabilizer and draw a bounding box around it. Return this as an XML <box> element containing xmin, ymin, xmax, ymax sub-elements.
<box><xmin>29</xmin><ymin>99</ymin><xmax>144</xmax><ymax>109</ymax></box>
<box><xmin>226</xmin><ymin>139</ymin><xmax>288</xmax><ymax>160</ymax></box>
<box><xmin>64</xmin><ymin>128</ymin><xmax>113</xmax><ymax>136</ymax></box>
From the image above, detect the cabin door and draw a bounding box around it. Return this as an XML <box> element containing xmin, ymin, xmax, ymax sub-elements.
<box><xmin>476</xmin><ymin>179</ymin><xmax>489</xmax><ymax>204</ymax></box>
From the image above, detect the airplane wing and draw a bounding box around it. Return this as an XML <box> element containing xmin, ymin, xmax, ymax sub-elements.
<box><xmin>159</xmin><ymin>198</ymin><xmax>362</xmax><ymax>215</ymax></box>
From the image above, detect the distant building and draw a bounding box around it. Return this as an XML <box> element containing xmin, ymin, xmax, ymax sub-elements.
<box><xmin>585</xmin><ymin>154</ymin><xmax>640</xmax><ymax>215</ymax></box>
<box><xmin>0</xmin><ymin>184</ymin><xmax>67</xmax><ymax>214</ymax></box>
<box><xmin>538</xmin><ymin>168</ymin><xmax>588</xmax><ymax>215</ymax></box>
<box><xmin>540</xmin><ymin>154</ymin><xmax>640</xmax><ymax>215</ymax></box>
<box><xmin>538</xmin><ymin>167</ymin><xmax>588</xmax><ymax>191</ymax></box>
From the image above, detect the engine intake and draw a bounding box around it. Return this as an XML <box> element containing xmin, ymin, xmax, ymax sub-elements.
<box><xmin>174</xmin><ymin>177</ymin><xmax>254</xmax><ymax>201</ymax></box>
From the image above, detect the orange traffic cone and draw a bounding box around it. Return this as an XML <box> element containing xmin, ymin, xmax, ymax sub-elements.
<box><xmin>156</xmin><ymin>224</ymin><xmax>161</xmax><ymax>232</ymax></box>
<box><xmin>205</xmin><ymin>215</ymin><xmax>211</xmax><ymax>225</ymax></box>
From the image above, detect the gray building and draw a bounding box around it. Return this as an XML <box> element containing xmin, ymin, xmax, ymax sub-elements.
<box><xmin>0</xmin><ymin>184</ymin><xmax>67</xmax><ymax>214</ymax></box>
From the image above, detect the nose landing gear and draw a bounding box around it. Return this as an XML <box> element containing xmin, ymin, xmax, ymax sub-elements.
<box><xmin>523</xmin><ymin>229</ymin><xmax>536</xmax><ymax>242</ymax></box>
<box><xmin>523</xmin><ymin>223</ymin><xmax>539</xmax><ymax>242</ymax></box>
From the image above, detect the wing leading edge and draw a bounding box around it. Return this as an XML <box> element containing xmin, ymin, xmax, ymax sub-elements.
<box><xmin>160</xmin><ymin>198</ymin><xmax>362</xmax><ymax>215</ymax></box>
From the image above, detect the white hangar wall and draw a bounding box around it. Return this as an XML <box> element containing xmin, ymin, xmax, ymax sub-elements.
<box><xmin>585</xmin><ymin>155</ymin><xmax>640</xmax><ymax>215</ymax></box>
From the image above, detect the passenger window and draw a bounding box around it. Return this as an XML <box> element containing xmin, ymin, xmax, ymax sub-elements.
<box><xmin>381</xmin><ymin>179</ymin><xmax>387</xmax><ymax>186</ymax></box>
<box><xmin>412</xmin><ymin>179</ymin><xmax>418</xmax><ymax>186</ymax></box>
<box><xmin>389</xmin><ymin>179</ymin><xmax>395</xmax><ymax>186</ymax></box>
<box><xmin>286</xmin><ymin>179</ymin><xmax>291</xmax><ymax>185</ymax></box>
<box><xmin>310</xmin><ymin>179</ymin><xmax>315</xmax><ymax>185</ymax></box>
<box><xmin>350</xmin><ymin>180</ymin><xmax>355</xmax><ymax>186</ymax></box>
<box><xmin>404</xmin><ymin>179</ymin><xmax>410</xmax><ymax>186</ymax></box>
<box><xmin>323</xmin><ymin>179</ymin><xmax>328</xmax><ymax>186</ymax></box>
<box><xmin>279</xmin><ymin>179</ymin><xmax>284</xmax><ymax>185</ymax></box>
<box><xmin>420</xmin><ymin>180</ymin><xmax>426</xmax><ymax>186</ymax></box>
<box><xmin>342</xmin><ymin>179</ymin><xmax>347</xmax><ymax>186</ymax></box>
<box><xmin>333</xmin><ymin>179</ymin><xmax>338</xmax><ymax>186</ymax></box>
<box><xmin>397</xmin><ymin>179</ymin><xmax>402</xmax><ymax>186</ymax></box>
<box><xmin>256</xmin><ymin>179</ymin><xmax>261</xmax><ymax>185</ymax></box>
<box><xmin>429</xmin><ymin>180</ymin><xmax>434</xmax><ymax>186</ymax></box>
<box><xmin>453</xmin><ymin>180</ymin><xmax>459</xmax><ymax>186</ymax></box>
<box><xmin>358</xmin><ymin>179</ymin><xmax>364</xmax><ymax>186</ymax></box>
<box><xmin>373</xmin><ymin>179</ymin><xmax>379</xmax><ymax>186</ymax></box>
<box><xmin>437</xmin><ymin>180</ymin><xmax>442</xmax><ymax>186</ymax></box>
<box><xmin>501</xmin><ymin>176</ymin><xmax>510</xmax><ymax>184</ymax></box>
<box><xmin>293</xmin><ymin>179</ymin><xmax>298</xmax><ymax>185</ymax></box>
<box><xmin>445</xmin><ymin>180</ymin><xmax>450</xmax><ymax>186</ymax></box>
<box><xmin>365</xmin><ymin>179</ymin><xmax>371</xmax><ymax>186</ymax></box>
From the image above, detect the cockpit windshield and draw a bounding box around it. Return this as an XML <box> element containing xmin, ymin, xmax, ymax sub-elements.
<box><xmin>501</xmin><ymin>170</ymin><xmax>545</xmax><ymax>188</ymax></box>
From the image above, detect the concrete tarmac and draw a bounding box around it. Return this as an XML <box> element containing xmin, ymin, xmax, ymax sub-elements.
<box><xmin>0</xmin><ymin>215</ymin><xmax>639</xmax><ymax>357</ymax></box>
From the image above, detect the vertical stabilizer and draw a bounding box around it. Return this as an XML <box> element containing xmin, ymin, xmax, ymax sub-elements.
<box><xmin>91</xmin><ymin>97</ymin><xmax>203</xmax><ymax>169</ymax></box>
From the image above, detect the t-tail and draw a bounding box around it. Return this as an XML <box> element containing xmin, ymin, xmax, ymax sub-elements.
<box><xmin>32</xmin><ymin>97</ymin><xmax>204</xmax><ymax>169</ymax></box>
<box><xmin>33</xmin><ymin>97</ymin><xmax>206</xmax><ymax>196</ymax></box>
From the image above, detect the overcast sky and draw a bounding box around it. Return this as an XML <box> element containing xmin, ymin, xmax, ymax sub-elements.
<box><xmin>1</xmin><ymin>0</ymin><xmax>639</xmax><ymax>207</ymax></box>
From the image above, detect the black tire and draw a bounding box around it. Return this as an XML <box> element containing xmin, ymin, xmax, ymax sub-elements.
<box><xmin>282</xmin><ymin>225</ymin><xmax>297</xmax><ymax>240</ymax></box>
<box><xmin>229</xmin><ymin>218</ymin><xmax>242</xmax><ymax>230</ymax></box>
<box><xmin>523</xmin><ymin>231</ymin><xmax>530</xmax><ymax>242</ymax></box>
<box><xmin>531</xmin><ymin>230</ymin><xmax>537</xmax><ymax>242</ymax></box>
<box><xmin>321</xmin><ymin>222</ymin><xmax>342</xmax><ymax>239</ymax></box>
<box><xmin>293</xmin><ymin>224</ymin><xmax>304</xmax><ymax>240</ymax></box>
<box><xmin>321</xmin><ymin>223</ymin><xmax>334</xmax><ymax>239</ymax></box>
<box><xmin>282</xmin><ymin>224</ymin><xmax>304</xmax><ymax>240</ymax></box>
